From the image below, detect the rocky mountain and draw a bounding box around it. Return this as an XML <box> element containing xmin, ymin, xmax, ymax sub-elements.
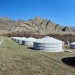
<box><xmin>72</xmin><ymin>27</ymin><xmax>75</xmax><ymax>31</ymax></box>
<box><xmin>0</xmin><ymin>17</ymin><xmax>74</xmax><ymax>34</ymax></box>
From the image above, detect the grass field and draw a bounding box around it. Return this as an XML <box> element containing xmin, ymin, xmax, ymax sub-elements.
<box><xmin>0</xmin><ymin>37</ymin><xmax>75</xmax><ymax>75</ymax></box>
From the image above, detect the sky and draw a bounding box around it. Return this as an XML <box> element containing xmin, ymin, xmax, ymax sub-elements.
<box><xmin>0</xmin><ymin>0</ymin><xmax>75</xmax><ymax>26</ymax></box>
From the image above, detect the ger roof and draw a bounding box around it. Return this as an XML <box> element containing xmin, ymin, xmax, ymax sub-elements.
<box><xmin>70</xmin><ymin>42</ymin><xmax>75</xmax><ymax>45</ymax></box>
<box><xmin>35</xmin><ymin>36</ymin><xmax>63</xmax><ymax>44</ymax></box>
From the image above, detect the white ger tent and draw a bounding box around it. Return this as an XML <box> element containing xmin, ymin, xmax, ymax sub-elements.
<box><xmin>33</xmin><ymin>36</ymin><xmax>64</xmax><ymax>52</ymax></box>
<box><xmin>19</xmin><ymin>37</ymin><xmax>27</xmax><ymax>45</ymax></box>
<box><xmin>11</xmin><ymin>37</ymin><xmax>37</xmax><ymax>46</ymax></box>
<box><xmin>15</xmin><ymin>37</ymin><xmax>22</xmax><ymax>43</ymax></box>
<box><xmin>18</xmin><ymin>37</ymin><xmax>37</xmax><ymax>46</ymax></box>
<box><xmin>11</xmin><ymin>37</ymin><xmax>20</xmax><ymax>42</ymax></box>
<box><xmin>70</xmin><ymin>42</ymin><xmax>75</xmax><ymax>48</ymax></box>
<box><xmin>24</xmin><ymin>37</ymin><xmax>37</xmax><ymax>46</ymax></box>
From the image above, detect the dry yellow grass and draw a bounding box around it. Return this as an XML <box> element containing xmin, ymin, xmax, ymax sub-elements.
<box><xmin>0</xmin><ymin>37</ymin><xmax>75</xmax><ymax>75</ymax></box>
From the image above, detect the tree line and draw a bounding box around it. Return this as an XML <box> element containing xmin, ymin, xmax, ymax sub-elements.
<box><xmin>2</xmin><ymin>31</ymin><xmax>75</xmax><ymax>43</ymax></box>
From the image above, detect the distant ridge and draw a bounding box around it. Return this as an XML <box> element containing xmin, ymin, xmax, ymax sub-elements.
<box><xmin>0</xmin><ymin>17</ymin><xmax>74</xmax><ymax>35</ymax></box>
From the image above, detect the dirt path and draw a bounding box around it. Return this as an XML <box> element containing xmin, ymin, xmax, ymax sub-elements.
<box><xmin>0</xmin><ymin>39</ymin><xmax>4</xmax><ymax>46</ymax></box>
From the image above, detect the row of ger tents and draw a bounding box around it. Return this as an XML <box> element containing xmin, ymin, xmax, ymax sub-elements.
<box><xmin>11</xmin><ymin>36</ymin><xmax>65</xmax><ymax>52</ymax></box>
